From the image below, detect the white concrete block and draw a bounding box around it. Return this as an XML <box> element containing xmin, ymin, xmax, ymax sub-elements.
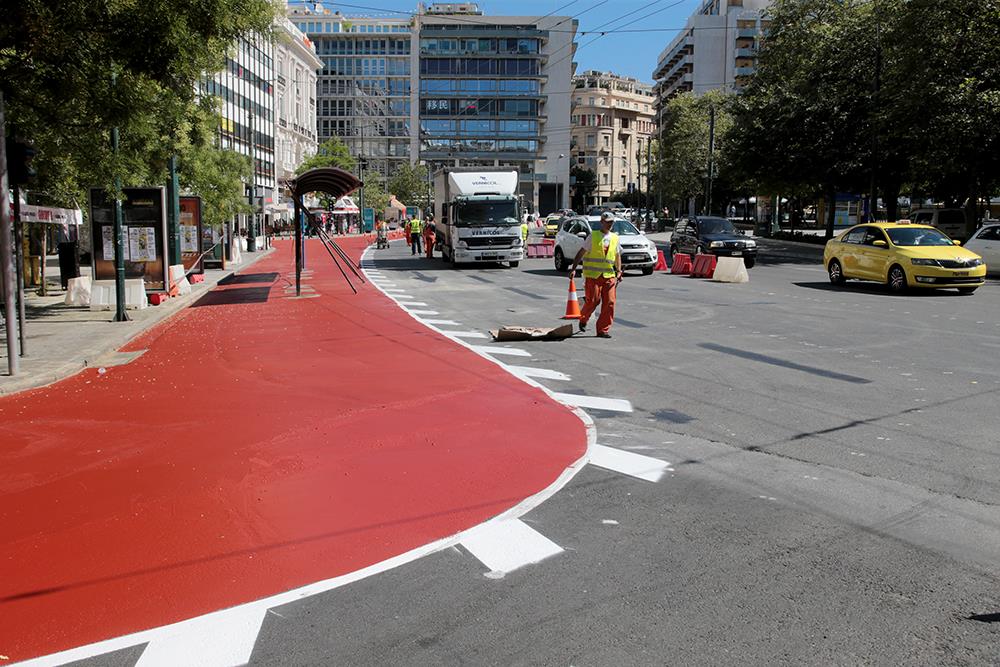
<box><xmin>169</xmin><ymin>264</ymin><xmax>191</xmax><ymax>295</ymax></box>
<box><xmin>712</xmin><ymin>257</ymin><xmax>750</xmax><ymax>283</ymax></box>
<box><xmin>64</xmin><ymin>276</ymin><xmax>92</xmax><ymax>306</ymax></box>
<box><xmin>90</xmin><ymin>279</ymin><xmax>148</xmax><ymax>311</ymax></box>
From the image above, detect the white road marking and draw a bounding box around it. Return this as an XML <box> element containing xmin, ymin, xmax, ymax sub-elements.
<box><xmin>372</xmin><ymin>282</ymin><xmax>397</xmax><ymax>287</ymax></box>
<box><xmin>134</xmin><ymin>607</ymin><xmax>265</xmax><ymax>667</ymax></box>
<box><xmin>459</xmin><ymin>518</ymin><xmax>563</xmax><ymax>574</ymax></box>
<box><xmin>421</xmin><ymin>319</ymin><xmax>462</xmax><ymax>325</ymax></box>
<box><xmin>406</xmin><ymin>309</ymin><xmax>439</xmax><ymax>315</ymax></box>
<box><xmin>589</xmin><ymin>445</ymin><xmax>670</xmax><ymax>482</ymax></box>
<box><xmin>470</xmin><ymin>345</ymin><xmax>532</xmax><ymax>357</ymax></box>
<box><xmin>552</xmin><ymin>393</ymin><xmax>633</xmax><ymax>413</ymax></box>
<box><xmin>395</xmin><ymin>301</ymin><xmax>428</xmax><ymax>306</ymax></box>
<box><xmin>441</xmin><ymin>330</ymin><xmax>489</xmax><ymax>339</ymax></box>
<box><xmin>505</xmin><ymin>366</ymin><xmax>571</xmax><ymax>381</ymax></box>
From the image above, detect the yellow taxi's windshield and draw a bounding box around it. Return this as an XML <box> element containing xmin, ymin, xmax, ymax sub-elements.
<box><xmin>886</xmin><ymin>227</ymin><xmax>953</xmax><ymax>247</ymax></box>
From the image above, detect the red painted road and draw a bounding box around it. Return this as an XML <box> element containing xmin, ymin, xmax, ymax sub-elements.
<box><xmin>0</xmin><ymin>238</ymin><xmax>586</xmax><ymax>662</ymax></box>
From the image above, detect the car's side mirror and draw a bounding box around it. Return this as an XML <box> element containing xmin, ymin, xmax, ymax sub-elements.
<box><xmin>873</xmin><ymin>239</ymin><xmax>888</xmax><ymax>248</ymax></box>
<box><xmin>953</xmin><ymin>239</ymin><xmax>962</xmax><ymax>246</ymax></box>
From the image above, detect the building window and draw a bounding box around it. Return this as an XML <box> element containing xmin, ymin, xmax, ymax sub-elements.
<box><xmin>587</xmin><ymin>134</ymin><xmax>596</xmax><ymax>147</ymax></box>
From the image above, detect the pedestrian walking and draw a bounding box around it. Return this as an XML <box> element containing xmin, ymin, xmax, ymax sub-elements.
<box><xmin>423</xmin><ymin>216</ymin><xmax>436</xmax><ymax>259</ymax></box>
<box><xmin>570</xmin><ymin>212</ymin><xmax>622</xmax><ymax>338</ymax></box>
<box><xmin>520</xmin><ymin>219</ymin><xmax>529</xmax><ymax>248</ymax></box>
<box><xmin>409</xmin><ymin>216</ymin><xmax>423</xmax><ymax>255</ymax></box>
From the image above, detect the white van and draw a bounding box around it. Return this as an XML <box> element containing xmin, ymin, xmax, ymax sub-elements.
<box><xmin>910</xmin><ymin>208</ymin><xmax>968</xmax><ymax>239</ymax></box>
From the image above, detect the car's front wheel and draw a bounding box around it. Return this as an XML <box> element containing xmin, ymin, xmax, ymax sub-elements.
<box><xmin>828</xmin><ymin>259</ymin><xmax>845</xmax><ymax>284</ymax></box>
<box><xmin>642</xmin><ymin>266</ymin><xmax>654</xmax><ymax>275</ymax></box>
<box><xmin>509</xmin><ymin>261</ymin><xmax>519</xmax><ymax>268</ymax></box>
<box><xmin>554</xmin><ymin>247</ymin><xmax>568</xmax><ymax>272</ymax></box>
<box><xmin>887</xmin><ymin>264</ymin><xmax>908</xmax><ymax>293</ymax></box>
<box><xmin>744</xmin><ymin>257</ymin><xmax>756</xmax><ymax>269</ymax></box>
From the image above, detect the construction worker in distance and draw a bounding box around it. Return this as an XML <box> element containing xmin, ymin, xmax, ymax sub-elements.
<box><xmin>422</xmin><ymin>215</ymin><xmax>436</xmax><ymax>259</ymax></box>
<box><xmin>409</xmin><ymin>216</ymin><xmax>423</xmax><ymax>255</ymax></box>
<box><xmin>520</xmin><ymin>217</ymin><xmax>529</xmax><ymax>249</ymax></box>
<box><xmin>570</xmin><ymin>211</ymin><xmax>622</xmax><ymax>338</ymax></box>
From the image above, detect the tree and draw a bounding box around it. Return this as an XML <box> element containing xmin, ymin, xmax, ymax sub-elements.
<box><xmin>387</xmin><ymin>162</ymin><xmax>429</xmax><ymax>210</ymax></box>
<box><xmin>653</xmin><ymin>90</ymin><xmax>734</xmax><ymax>216</ymax></box>
<box><xmin>3</xmin><ymin>0</ymin><xmax>277</xmax><ymax>205</ymax></box>
<box><xmin>360</xmin><ymin>170</ymin><xmax>389</xmax><ymax>216</ymax></box>
<box><xmin>571</xmin><ymin>166</ymin><xmax>597</xmax><ymax>212</ymax></box>
<box><xmin>295</xmin><ymin>138</ymin><xmax>357</xmax><ymax>175</ymax></box>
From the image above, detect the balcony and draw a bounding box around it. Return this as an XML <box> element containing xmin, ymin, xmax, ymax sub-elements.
<box><xmin>735</xmin><ymin>47</ymin><xmax>756</xmax><ymax>58</ymax></box>
<box><xmin>737</xmin><ymin>27</ymin><xmax>758</xmax><ymax>38</ymax></box>
<box><xmin>735</xmin><ymin>66</ymin><xmax>756</xmax><ymax>77</ymax></box>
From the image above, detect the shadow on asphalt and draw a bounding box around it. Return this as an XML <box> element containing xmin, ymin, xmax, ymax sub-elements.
<box><xmin>218</xmin><ymin>272</ymin><xmax>279</xmax><ymax>285</ymax></box>
<box><xmin>793</xmin><ymin>281</ymin><xmax>974</xmax><ymax>298</ymax></box>
<box><xmin>699</xmin><ymin>342</ymin><xmax>871</xmax><ymax>384</ymax></box>
<box><xmin>192</xmin><ymin>286</ymin><xmax>271</xmax><ymax>307</ymax></box>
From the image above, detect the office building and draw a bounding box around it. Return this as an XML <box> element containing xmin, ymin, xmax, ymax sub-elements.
<box><xmin>199</xmin><ymin>35</ymin><xmax>277</xmax><ymax>242</ymax></box>
<box><xmin>570</xmin><ymin>71</ymin><xmax>656</xmax><ymax>206</ymax></box>
<box><xmin>274</xmin><ymin>18</ymin><xmax>322</xmax><ymax>189</ymax></box>
<box><xmin>416</xmin><ymin>3</ymin><xmax>577</xmax><ymax>214</ymax></box>
<box><xmin>288</xmin><ymin>2</ymin><xmax>578</xmax><ymax>215</ymax></box>
<box><xmin>652</xmin><ymin>0</ymin><xmax>770</xmax><ymax>117</ymax></box>
<box><xmin>287</xmin><ymin>3</ymin><xmax>413</xmax><ymax>178</ymax></box>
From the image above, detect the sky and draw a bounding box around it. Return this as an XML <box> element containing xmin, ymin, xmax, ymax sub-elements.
<box><xmin>314</xmin><ymin>0</ymin><xmax>702</xmax><ymax>82</ymax></box>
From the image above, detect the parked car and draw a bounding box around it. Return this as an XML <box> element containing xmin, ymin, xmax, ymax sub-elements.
<box><xmin>670</xmin><ymin>216</ymin><xmax>758</xmax><ymax>268</ymax></box>
<box><xmin>961</xmin><ymin>223</ymin><xmax>1000</xmax><ymax>275</ymax></box>
<box><xmin>823</xmin><ymin>221</ymin><xmax>985</xmax><ymax>294</ymax></box>
<box><xmin>910</xmin><ymin>208</ymin><xmax>968</xmax><ymax>240</ymax></box>
<box><xmin>553</xmin><ymin>216</ymin><xmax>658</xmax><ymax>275</ymax></box>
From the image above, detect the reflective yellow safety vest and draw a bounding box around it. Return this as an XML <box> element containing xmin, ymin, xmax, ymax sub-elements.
<box><xmin>409</xmin><ymin>218</ymin><xmax>422</xmax><ymax>234</ymax></box>
<box><xmin>521</xmin><ymin>222</ymin><xmax>529</xmax><ymax>241</ymax></box>
<box><xmin>582</xmin><ymin>231</ymin><xmax>619</xmax><ymax>279</ymax></box>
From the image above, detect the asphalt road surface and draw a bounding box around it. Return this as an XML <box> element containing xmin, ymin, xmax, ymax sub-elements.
<box><xmin>81</xmin><ymin>236</ymin><xmax>1000</xmax><ymax>666</ymax></box>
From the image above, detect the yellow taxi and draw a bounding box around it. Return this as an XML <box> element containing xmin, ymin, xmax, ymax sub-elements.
<box><xmin>823</xmin><ymin>221</ymin><xmax>986</xmax><ymax>294</ymax></box>
<box><xmin>543</xmin><ymin>214</ymin><xmax>565</xmax><ymax>238</ymax></box>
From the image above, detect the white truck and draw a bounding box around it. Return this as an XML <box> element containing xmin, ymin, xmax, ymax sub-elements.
<box><xmin>433</xmin><ymin>168</ymin><xmax>523</xmax><ymax>267</ymax></box>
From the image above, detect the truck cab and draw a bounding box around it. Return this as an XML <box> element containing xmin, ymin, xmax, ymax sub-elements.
<box><xmin>434</xmin><ymin>169</ymin><xmax>524</xmax><ymax>268</ymax></box>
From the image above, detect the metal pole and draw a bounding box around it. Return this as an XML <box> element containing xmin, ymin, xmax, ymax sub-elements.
<box><xmin>0</xmin><ymin>91</ymin><xmax>20</xmax><ymax>375</ymax></box>
<box><xmin>12</xmin><ymin>182</ymin><xmax>26</xmax><ymax>355</ymax></box>
<box><xmin>294</xmin><ymin>195</ymin><xmax>301</xmax><ymax>296</ymax></box>
<box><xmin>706</xmin><ymin>105</ymin><xmax>716</xmax><ymax>216</ymax></box>
<box><xmin>167</xmin><ymin>154</ymin><xmax>181</xmax><ymax>265</ymax></box>
<box><xmin>110</xmin><ymin>71</ymin><xmax>129</xmax><ymax>322</ymax></box>
<box><xmin>247</xmin><ymin>109</ymin><xmax>257</xmax><ymax>252</ymax></box>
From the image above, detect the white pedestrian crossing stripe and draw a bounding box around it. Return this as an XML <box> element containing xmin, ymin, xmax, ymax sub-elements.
<box><xmin>589</xmin><ymin>445</ymin><xmax>670</xmax><ymax>483</ymax></box>
<box><xmin>552</xmin><ymin>393</ymin><xmax>632</xmax><ymax>413</ymax></box>
<box><xmin>460</xmin><ymin>519</ymin><xmax>563</xmax><ymax>574</ymax></box>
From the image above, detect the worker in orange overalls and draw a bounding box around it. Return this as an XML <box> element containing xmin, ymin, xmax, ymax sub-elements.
<box><xmin>422</xmin><ymin>215</ymin><xmax>436</xmax><ymax>259</ymax></box>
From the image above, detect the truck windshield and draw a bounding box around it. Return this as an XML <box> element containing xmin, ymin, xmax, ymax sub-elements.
<box><xmin>455</xmin><ymin>201</ymin><xmax>518</xmax><ymax>227</ymax></box>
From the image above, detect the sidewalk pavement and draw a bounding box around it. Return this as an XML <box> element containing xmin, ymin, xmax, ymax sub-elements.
<box><xmin>0</xmin><ymin>247</ymin><xmax>276</xmax><ymax>395</ymax></box>
<box><xmin>0</xmin><ymin>235</ymin><xmax>586</xmax><ymax>662</ymax></box>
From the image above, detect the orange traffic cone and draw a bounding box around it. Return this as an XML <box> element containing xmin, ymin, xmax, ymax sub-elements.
<box><xmin>561</xmin><ymin>276</ymin><xmax>582</xmax><ymax>320</ymax></box>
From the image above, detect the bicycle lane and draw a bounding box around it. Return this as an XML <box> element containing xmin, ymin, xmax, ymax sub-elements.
<box><xmin>0</xmin><ymin>237</ymin><xmax>587</xmax><ymax>663</ymax></box>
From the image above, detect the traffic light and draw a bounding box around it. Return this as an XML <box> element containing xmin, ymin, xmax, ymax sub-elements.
<box><xmin>5</xmin><ymin>138</ymin><xmax>37</xmax><ymax>185</ymax></box>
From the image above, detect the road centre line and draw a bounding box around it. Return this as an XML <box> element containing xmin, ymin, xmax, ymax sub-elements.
<box><xmin>459</xmin><ymin>518</ymin><xmax>563</xmax><ymax>574</ymax></box>
<box><xmin>552</xmin><ymin>393</ymin><xmax>633</xmax><ymax>413</ymax></box>
<box><xmin>134</xmin><ymin>607</ymin><xmax>265</xmax><ymax>667</ymax></box>
<box><xmin>589</xmin><ymin>445</ymin><xmax>671</xmax><ymax>483</ymax></box>
<box><xmin>470</xmin><ymin>345</ymin><xmax>532</xmax><ymax>358</ymax></box>
<box><xmin>504</xmin><ymin>365</ymin><xmax>571</xmax><ymax>382</ymax></box>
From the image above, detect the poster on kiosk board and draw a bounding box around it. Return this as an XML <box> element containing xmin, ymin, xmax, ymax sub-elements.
<box><xmin>89</xmin><ymin>187</ymin><xmax>169</xmax><ymax>291</ymax></box>
<box><xmin>179</xmin><ymin>196</ymin><xmax>205</xmax><ymax>274</ymax></box>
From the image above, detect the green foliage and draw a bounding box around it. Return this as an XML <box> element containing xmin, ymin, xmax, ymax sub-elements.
<box><xmin>387</xmin><ymin>162</ymin><xmax>430</xmax><ymax>209</ymax></box>
<box><xmin>728</xmin><ymin>0</ymin><xmax>1000</xmax><ymax>233</ymax></box>
<box><xmin>360</xmin><ymin>170</ymin><xmax>389</xmax><ymax>215</ymax></box>
<box><xmin>295</xmin><ymin>138</ymin><xmax>357</xmax><ymax>175</ymax></box>
<box><xmin>652</xmin><ymin>91</ymin><xmax>734</xmax><ymax>213</ymax></box>
<box><xmin>2</xmin><ymin>0</ymin><xmax>277</xmax><ymax>206</ymax></box>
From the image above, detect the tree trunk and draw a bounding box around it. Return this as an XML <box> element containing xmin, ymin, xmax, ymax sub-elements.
<box><xmin>825</xmin><ymin>186</ymin><xmax>836</xmax><ymax>239</ymax></box>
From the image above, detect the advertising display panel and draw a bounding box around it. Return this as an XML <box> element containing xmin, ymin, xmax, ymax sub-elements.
<box><xmin>89</xmin><ymin>187</ymin><xmax>169</xmax><ymax>291</ymax></box>
<box><xmin>179</xmin><ymin>196</ymin><xmax>204</xmax><ymax>274</ymax></box>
